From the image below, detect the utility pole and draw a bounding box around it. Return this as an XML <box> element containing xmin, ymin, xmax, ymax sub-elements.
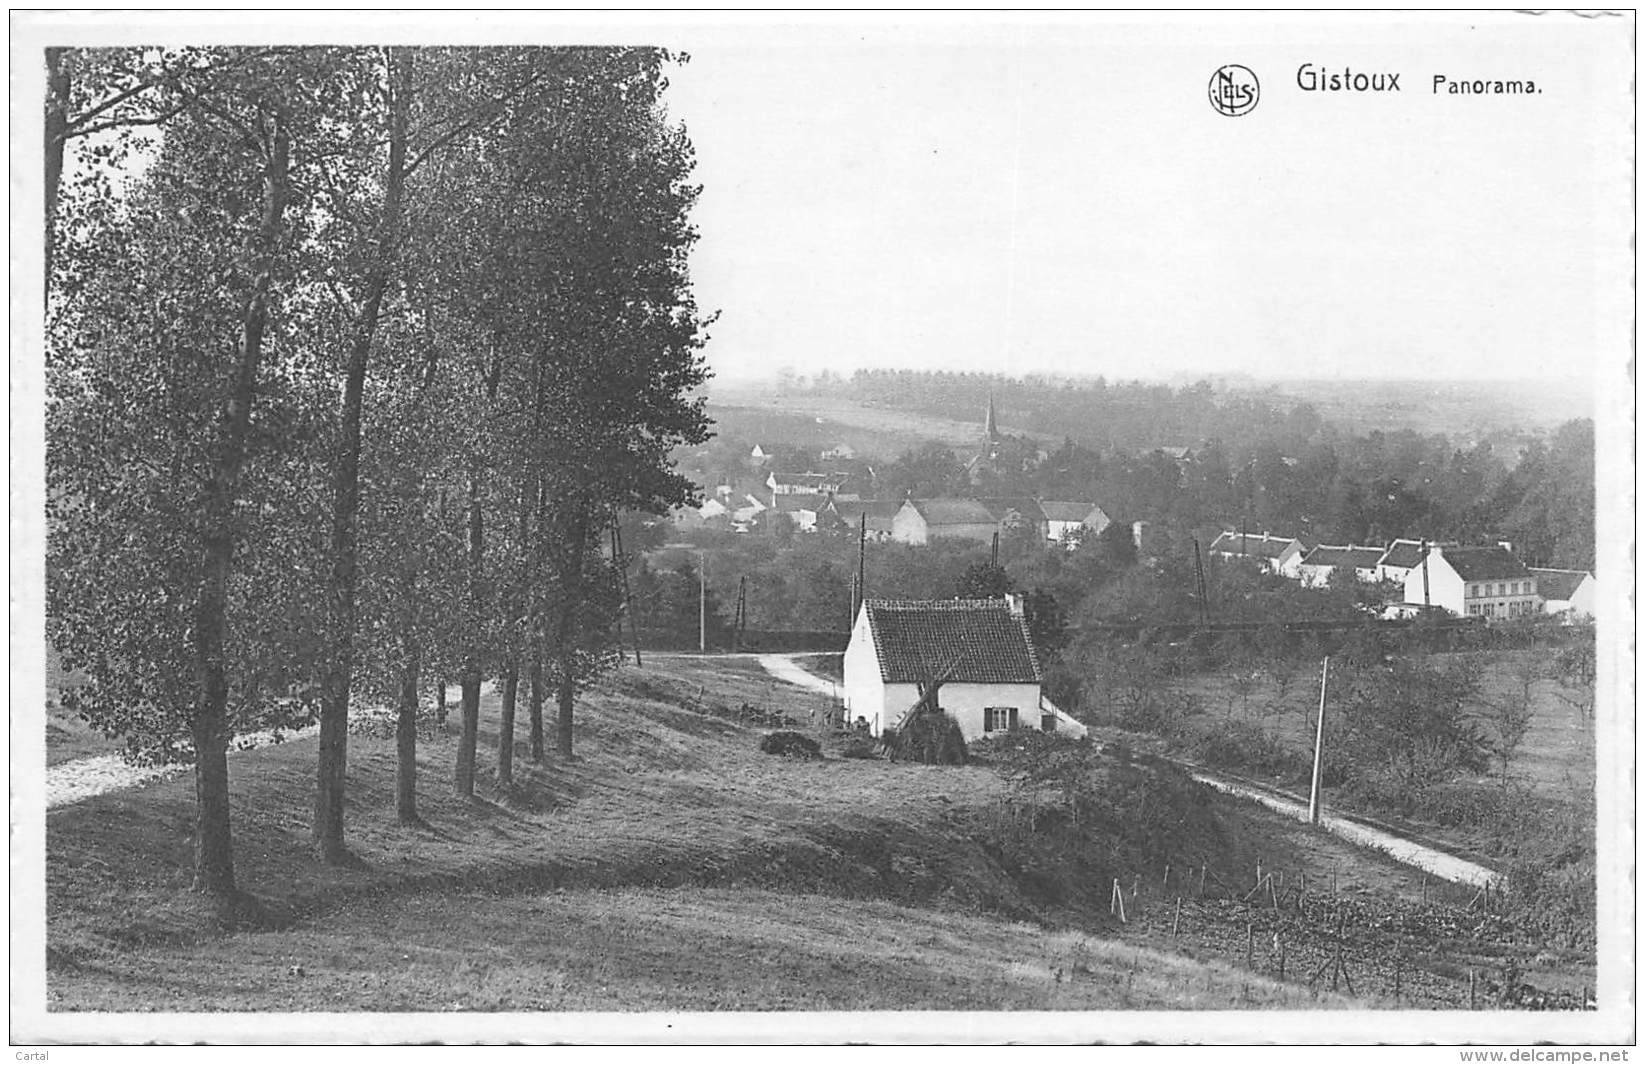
<box><xmin>1192</xmin><ymin>538</ymin><xmax>1210</xmax><ymax>628</ymax></box>
<box><xmin>1309</xmin><ymin>656</ymin><xmax>1330</xmax><ymax>824</ymax></box>
<box><xmin>733</xmin><ymin>575</ymin><xmax>747</xmax><ymax>652</ymax></box>
<box><xmin>699</xmin><ymin>552</ymin><xmax>707</xmax><ymax>653</ymax></box>
<box><xmin>991</xmin><ymin>530</ymin><xmax>1000</xmax><ymax>568</ymax></box>
<box><xmin>857</xmin><ymin>512</ymin><xmax>867</xmax><ymax>623</ymax></box>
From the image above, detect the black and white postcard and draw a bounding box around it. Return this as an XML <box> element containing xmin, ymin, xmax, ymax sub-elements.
<box><xmin>10</xmin><ymin>9</ymin><xmax>1635</xmax><ymax>1048</ymax></box>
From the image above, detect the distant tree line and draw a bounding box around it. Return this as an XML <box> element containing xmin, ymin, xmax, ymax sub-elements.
<box><xmin>46</xmin><ymin>46</ymin><xmax>710</xmax><ymax>897</ymax></box>
<box><xmin>803</xmin><ymin>371</ymin><xmax>1591</xmax><ymax>570</ymax></box>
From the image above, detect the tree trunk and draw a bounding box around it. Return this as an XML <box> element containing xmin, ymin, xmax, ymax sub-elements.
<box><xmin>188</xmin><ymin>104</ymin><xmax>290</xmax><ymax>897</ymax></box>
<box><xmin>553</xmin><ymin>510</ymin><xmax>590</xmax><ymax>759</ymax></box>
<box><xmin>314</xmin><ymin>47</ymin><xmax>412</xmax><ymax>864</ymax></box>
<box><xmin>528</xmin><ymin>646</ymin><xmax>545</xmax><ymax>763</ymax></box>
<box><xmin>456</xmin><ymin>664</ymin><xmax>480</xmax><ymax>797</ymax></box>
<box><xmin>455</xmin><ymin>464</ymin><xmax>484</xmax><ymax>795</ymax></box>
<box><xmin>556</xmin><ymin>643</ymin><xmax>577</xmax><ymax>760</ymax></box>
<box><xmin>395</xmin><ymin>637</ymin><xmax>420</xmax><ymax>824</ymax></box>
<box><xmin>190</xmin><ymin>700</ymin><xmax>236</xmax><ymax>894</ymax></box>
<box><xmin>435</xmin><ymin>676</ymin><xmax>448</xmax><ymax>728</ymax></box>
<box><xmin>44</xmin><ymin>47</ymin><xmax>70</xmax><ymax>295</ymax></box>
<box><xmin>496</xmin><ymin>667</ymin><xmax>519</xmax><ymax>789</ymax></box>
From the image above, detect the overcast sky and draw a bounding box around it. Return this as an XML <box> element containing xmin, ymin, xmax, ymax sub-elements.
<box><xmin>660</xmin><ymin>14</ymin><xmax>1631</xmax><ymax>387</ymax></box>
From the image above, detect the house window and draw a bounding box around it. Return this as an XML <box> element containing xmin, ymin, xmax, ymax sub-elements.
<box><xmin>984</xmin><ymin>707</ymin><xmax>1019</xmax><ymax>733</ymax></box>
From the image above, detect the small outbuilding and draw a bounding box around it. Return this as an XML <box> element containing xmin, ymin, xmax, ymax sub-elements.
<box><xmin>842</xmin><ymin>597</ymin><xmax>1087</xmax><ymax>741</ymax></box>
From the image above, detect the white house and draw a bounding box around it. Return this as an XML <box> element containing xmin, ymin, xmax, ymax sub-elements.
<box><xmin>890</xmin><ymin>498</ymin><xmax>999</xmax><ymax>546</ymax></box>
<box><xmin>1207</xmin><ymin>531</ymin><xmax>1310</xmax><ymax>576</ymax></box>
<box><xmin>1039</xmin><ymin>501</ymin><xmax>1111</xmax><ymax>544</ymax></box>
<box><xmin>1295</xmin><ymin>544</ymin><xmax>1385</xmax><ymax>589</ymax></box>
<box><xmin>767</xmin><ymin>470</ymin><xmax>843</xmax><ymax>502</ymax></box>
<box><xmin>1402</xmin><ymin>545</ymin><xmax>1538</xmax><ymax>619</ymax></box>
<box><xmin>1528</xmin><ymin>568</ymin><xmax>1596</xmax><ymax>620</ymax></box>
<box><xmin>842</xmin><ymin>597</ymin><xmax>1087</xmax><ymax>741</ymax></box>
<box><xmin>697</xmin><ymin>498</ymin><xmax>728</xmax><ymax>520</ymax></box>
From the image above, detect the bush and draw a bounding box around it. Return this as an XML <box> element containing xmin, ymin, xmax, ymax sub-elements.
<box><xmin>885</xmin><ymin>712</ymin><xmax>968</xmax><ymax>765</ymax></box>
<box><xmin>1188</xmin><ymin>718</ymin><xmax>1302</xmax><ymax>780</ymax></box>
<box><xmin>759</xmin><ymin>731</ymin><xmax>821</xmax><ymax>760</ymax></box>
<box><xmin>834</xmin><ymin>733</ymin><xmax>880</xmax><ymax>760</ymax></box>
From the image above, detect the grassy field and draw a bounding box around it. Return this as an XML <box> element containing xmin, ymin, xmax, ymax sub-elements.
<box><xmin>49</xmin><ymin>886</ymin><xmax>1354</xmax><ymax>1013</ymax></box>
<box><xmin>707</xmin><ymin>390</ymin><xmax>1062</xmax><ymax>459</ymax></box>
<box><xmin>44</xmin><ymin>654</ymin><xmax>1590</xmax><ymax>1013</ymax></box>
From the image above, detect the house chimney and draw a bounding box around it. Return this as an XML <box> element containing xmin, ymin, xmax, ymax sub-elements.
<box><xmin>1005</xmin><ymin>592</ymin><xmax>1025</xmax><ymax>617</ymax></box>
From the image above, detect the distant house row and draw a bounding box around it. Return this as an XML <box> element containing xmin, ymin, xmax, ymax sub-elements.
<box><xmin>700</xmin><ymin>484</ymin><xmax>1117</xmax><ymax>548</ymax></box>
<box><xmin>821</xmin><ymin>496</ymin><xmax>1112</xmax><ymax>547</ymax></box>
<box><xmin>1207</xmin><ymin>531</ymin><xmax>1596</xmax><ymax>621</ymax></box>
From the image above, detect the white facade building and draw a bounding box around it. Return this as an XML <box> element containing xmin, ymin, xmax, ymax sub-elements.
<box><xmin>842</xmin><ymin>597</ymin><xmax>1086</xmax><ymax>741</ymax></box>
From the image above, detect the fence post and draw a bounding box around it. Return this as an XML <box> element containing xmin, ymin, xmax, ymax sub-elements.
<box><xmin>1245</xmin><ymin>922</ymin><xmax>1254</xmax><ymax>969</ymax></box>
<box><xmin>1469</xmin><ymin>968</ymin><xmax>1477</xmax><ymax>1010</ymax></box>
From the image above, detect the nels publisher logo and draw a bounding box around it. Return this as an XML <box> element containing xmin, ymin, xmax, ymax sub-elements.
<box><xmin>1209</xmin><ymin>64</ymin><xmax>1260</xmax><ymax>116</ymax></box>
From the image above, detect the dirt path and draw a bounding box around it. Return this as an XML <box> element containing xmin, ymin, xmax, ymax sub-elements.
<box><xmin>757</xmin><ymin>655</ymin><xmax>1503</xmax><ymax>889</ymax></box>
<box><xmin>1186</xmin><ymin>774</ymin><xmax>1500</xmax><ymax>888</ymax></box>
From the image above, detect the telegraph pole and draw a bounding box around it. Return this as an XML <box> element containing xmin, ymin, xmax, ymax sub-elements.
<box><xmin>1420</xmin><ymin>538</ymin><xmax>1431</xmax><ymax>611</ymax></box>
<box><xmin>1192</xmin><ymin>538</ymin><xmax>1211</xmax><ymax>628</ymax></box>
<box><xmin>699</xmin><ymin>552</ymin><xmax>707</xmax><ymax>653</ymax></box>
<box><xmin>1309</xmin><ymin>656</ymin><xmax>1330</xmax><ymax>824</ymax></box>
<box><xmin>857</xmin><ymin>512</ymin><xmax>867</xmax><ymax>622</ymax></box>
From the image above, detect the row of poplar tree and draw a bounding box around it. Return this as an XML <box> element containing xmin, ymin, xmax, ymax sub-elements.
<box><xmin>44</xmin><ymin>47</ymin><xmax>712</xmax><ymax>896</ymax></box>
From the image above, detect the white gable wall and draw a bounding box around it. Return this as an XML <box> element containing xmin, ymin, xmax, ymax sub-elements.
<box><xmin>842</xmin><ymin>608</ymin><xmax>885</xmax><ymax>730</ymax></box>
<box><xmin>1404</xmin><ymin>554</ymin><xmax>1464</xmax><ymax>613</ymax></box>
<box><xmin>1568</xmin><ymin>575</ymin><xmax>1597</xmax><ymax>618</ymax></box>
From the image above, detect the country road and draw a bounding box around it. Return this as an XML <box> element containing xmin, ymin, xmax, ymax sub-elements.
<box><xmin>753</xmin><ymin>654</ymin><xmax>1504</xmax><ymax>890</ymax></box>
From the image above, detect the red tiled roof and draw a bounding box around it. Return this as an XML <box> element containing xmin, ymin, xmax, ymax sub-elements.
<box><xmin>827</xmin><ymin>499</ymin><xmax>904</xmax><ymax>532</ymax></box>
<box><xmin>974</xmin><ymin>498</ymin><xmax>1048</xmax><ymax>525</ymax></box>
<box><xmin>863</xmin><ymin>599</ymin><xmax>1041</xmax><ymax>685</ymax></box>
<box><xmin>1528</xmin><ymin>568</ymin><xmax>1589</xmax><ymax>600</ymax></box>
<box><xmin>1376</xmin><ymin>539</ymin><xmax>1458</xmax><ymax>570</ymax></box>
<box><xmin>911</xmin><ymin>498</ymin><xmax>998</xmax><ymax>526</ymax></box>
<box><xmin>1441</xmin><ymin>546</ymin><xmax>1530</xmax><ymax>582</ymax></box>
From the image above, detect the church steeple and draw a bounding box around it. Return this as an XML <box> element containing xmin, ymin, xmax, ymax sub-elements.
<box><xmin>984</xmin><ymin>392</ymin><xmax>999</xmax><ymax>440</ymax></box>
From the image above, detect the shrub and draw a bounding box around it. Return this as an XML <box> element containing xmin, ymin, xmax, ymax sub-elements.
<box><xmin>834</xmin><ymin>732</ymin><xmax>880</xmax><ymax>760</ymax></box>
<box><xmin>1188</xmin><ymin>718</ymin><xmax>1301</xmax><ymax>780</ymax></box>
<box><xmin>759</xmin><ymin>731</ymin><xmax>821</xmax><ymax>759</ymax></box>
<box><xmin>886</xmin><ymin>712</ymin><xmax>968</xmax><ymax>765</ymax></box>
